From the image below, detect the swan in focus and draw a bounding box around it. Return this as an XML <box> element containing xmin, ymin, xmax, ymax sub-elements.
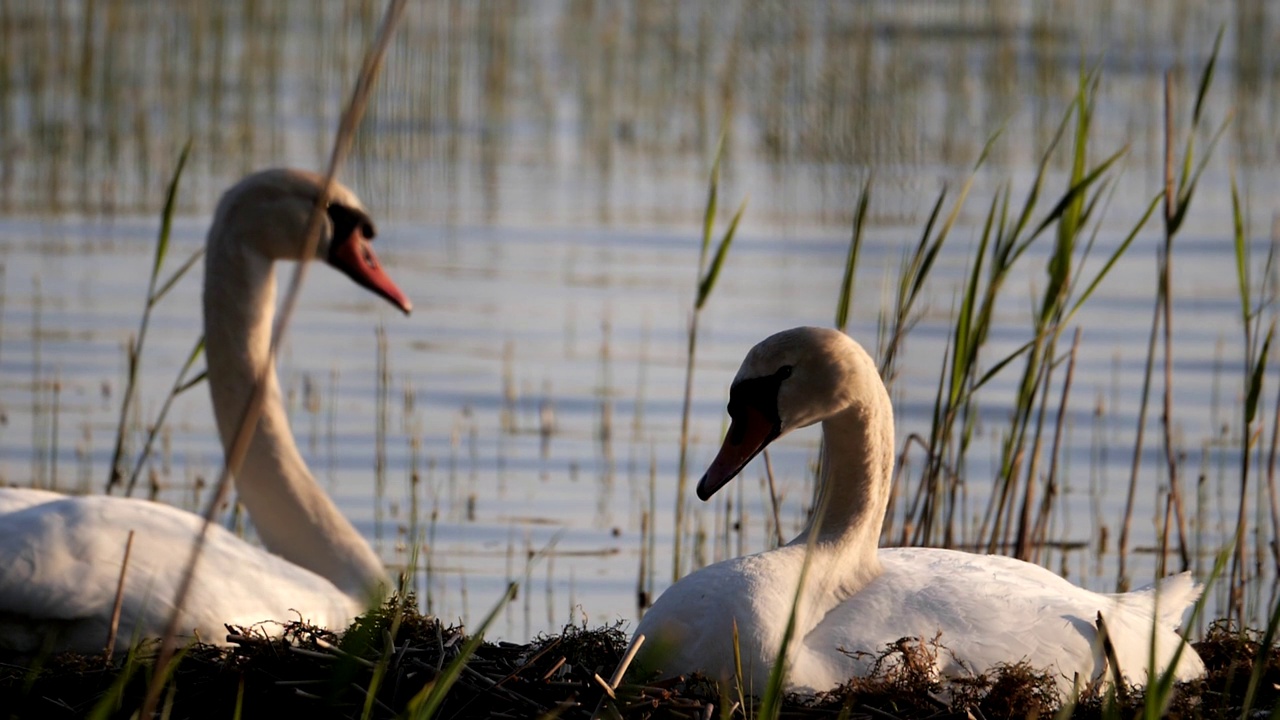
<box><xmin>0</xmin><ymin>169</ymin><xmax>412</xmax><ymax>655</ymax></box>
<box><xmin>634</xmin><ymin>326</ymin><xmax>1204</xmax><ymax>697</ymax></box>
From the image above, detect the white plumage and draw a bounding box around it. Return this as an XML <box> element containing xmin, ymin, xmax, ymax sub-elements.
<box><xmin>634</xmin><ymin>326</ymin><xmax>1204</xmax><ymax>697</ymax></box>
<box><xmin>0</xmin><ymin>169</ymin><xmax>412</xmax><ymax>654</ymax></box>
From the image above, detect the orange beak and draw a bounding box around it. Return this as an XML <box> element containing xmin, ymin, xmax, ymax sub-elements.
<box><xmin>329</xmin><ymin>231</ymin><xmax>413</xmax><ymax>315</ymax></box>
<box><xmin>697</xmin><ymin>403</ymin><xmax>778</xmax><ymax>501</ymax></box>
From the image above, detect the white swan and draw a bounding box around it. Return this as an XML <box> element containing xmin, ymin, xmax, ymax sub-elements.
<box><xmin>0</xmin><ymin>169</ymin><xmax>412</xmax><ymax>655</ymax></box>
<box><xmin>634</xmin><ymin>326</ymin><xmax>1204</xmax><ymax>697</ymax></box>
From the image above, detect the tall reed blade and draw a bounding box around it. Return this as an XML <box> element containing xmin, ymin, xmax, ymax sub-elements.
<box><xmin>105</xmin><ymin>140</ymin><xmax>191</xmax><ymax>494</ymax></box>
<box><xmin>673</xmin><ymin>131</ymin><xmax>746</xmax><ymax>582</ymax></box>
<box><xmin>123</xmin><ymin>336</ymin><xmax>205</xmax><ymax>496</ymax></box>
<box><xmin>835</xmin><ymin>178</ymin><xmax>871</xmax><ymax>333</ymax></box>
<box><xmin>406</xmin><ymin>582</ymin><xmax>518</xmax><ymax>719</ymax></box>
<box><xmin>1229</xmin><ymin>173</ymin><xmax>1272</xmax><ymax>622</ymax></box>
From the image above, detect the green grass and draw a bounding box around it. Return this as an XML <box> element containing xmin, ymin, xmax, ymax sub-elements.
<box><xmin>672</xmin><ymin>129</ymin><xmax>747</xmax><ymax>582</ymax></box>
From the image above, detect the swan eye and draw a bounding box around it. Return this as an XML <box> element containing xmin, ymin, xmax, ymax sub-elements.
<box><xmin>776</xmin><ymin>365</ymin><xmax>793</xmax><ymax>380</ymax></box>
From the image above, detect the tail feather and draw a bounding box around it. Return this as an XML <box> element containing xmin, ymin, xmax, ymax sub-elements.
<box><xmin>1117</xmin><ymin>572</ymin><xmax>1201</xmax><ymax>628</ymax></box>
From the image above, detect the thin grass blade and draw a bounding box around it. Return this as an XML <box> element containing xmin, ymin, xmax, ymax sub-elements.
<box><xmin>1028</xmin><ymin>145</ymin><xmax>1127</xmax><ymax>241</ymax></box>
<box><xmin>148</xmin><ymin>140</ymin><xmax>192</xmax><ymax>294</ymax></box>
<box><xmin>701</xmin><ymin>132</ymin><xmax>726</xmax><ymax>263</ymax></box>
<box><xmin>1246</xmin><ymin>327</ymin><xmax>1273</xmax><ymax>426</ymax></box>
<box><xmin>1191</xmin><ymin>27</ymin><xmax>1224</xmax><ymax>127</ymax></box>
<box><xmin>150</xmin><ymin>248</ymin><xmax>207</xmax><ymax>307</ymax></box>
<box><xmin>1066</xmin><ymin>192</ymin><xmax>1161</xmax><ymax>322</ymax></box>
<box><xmin>124</xmin><ymin>336</ymin><xmax>206</xmax><ymax>495</ymax></box>
<box><xmin>696</xmin><ymin>198</ymin><xmax>746</xmax><ymax>310</ymax></box>
<box><xmin>407</xmin><ymin>582</ymin><xmax>518</xmax><ymax>719</ymax></box>
<box><xmin>835</xmin><ymin>178</ymin><xmax>871</xmax><ymax>332</ymax></box>
<box><xmin>1232</xmin><ymin>176</ymin><xmax>1250</xmax><ymax>326</ymax></box>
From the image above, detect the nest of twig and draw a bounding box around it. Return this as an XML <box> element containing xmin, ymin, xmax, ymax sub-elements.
<box><xmin>0</xmin><ymin>601</ymin><xmax>1276</xmax><ymax>719</ymax></box>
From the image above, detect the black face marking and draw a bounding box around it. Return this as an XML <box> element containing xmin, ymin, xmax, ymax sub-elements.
<box><xmin>326</xmin><ymin>203</ymin><xmax>377</xmax><ymax>242</ymax></box>
<box><xmin>725</xmin><ymin>365</ymin><xmax>792</xmax><ymax>443</ymax></box>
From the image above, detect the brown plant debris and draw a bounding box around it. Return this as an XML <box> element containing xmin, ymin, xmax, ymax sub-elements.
<box><xmin>0</xmin><ymin>598</ymin><xmax>1276</xmax><ymax>719</ymax></box>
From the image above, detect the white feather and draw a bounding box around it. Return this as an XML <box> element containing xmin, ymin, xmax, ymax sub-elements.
<box><xmin>0</xmin><ymin>169</ymin><xmax>409</xmax><ymax>654</ymax></box>
<box><xmin>634</xmin><ymin>327</ymin><xmax>1204</xmax><ymax>698</ymax></box>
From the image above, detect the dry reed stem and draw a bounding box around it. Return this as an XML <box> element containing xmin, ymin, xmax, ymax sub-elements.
<box><xmin>103</xmin><ymin>529</ymin><xmax>135</xmax><ymax>661</ymax></box>
<box><xmin>1030</xmin><ymin>328</ymin><xmax>1081</xmax><ymax>563</ymax></box>
<box><xmin>609</xmin><ymin>633</ymin><xmax>645</xmax><ymax>686</ymax></box>
<box><xmin>887</xmin><ymin>433</ymin><xmax>930</xmax><ymax>546</ymax></box>
<box><xmin>592</xmin><ymin>673</ymin><xmax>622</xmax><ymax>720</ymax></box>
<box><xmin>540</xmin><ymin>656</ymin><xmax>567</xmax><ymax>681</ymax></box>
<box><xmin>1267</xmin><ymin>347</ymin><xmax>1280</xmax><ymax>568</ymax></box>
<box><xmin>592</xmin><ymin>633</ymin><xmax>645</xmax><ymax>719</ymax></box>
<box><xmin>140</xmin><ymin>1</ymin><xmax>409</xmax><ymax>715</ymax></box>
<box><xmin>763</xmin><ymin>449</ymin><xmax>783</xmax><ymax>546</ymax></box>
<box><xmin>673</xmin><ymin>311</ymin><xmax>700</xmax><ymax>582</ymax></box>
<box><xmin>1095</xmin><ymin>612</ymin><xmax>1127</xmax><ymax>705</ymax></box>
<box><xmin>637</xmin><ymin>509</ymin><xmax>649</xmax><ymax>613</ymax></box>
<box><xmin>1159</xmin><ymin>72</ymin><xmax>1191</xmax><ymax>573</ymax></box>
<box><xmin>1013</xmin><ymin>345</ymin><xmax>1056</xmax><ymax>560</ymax></box>
<box><xmin>1163</xmin><ymin>71</ymin><xmax>1176</xmax><ymax>225</ymax></box>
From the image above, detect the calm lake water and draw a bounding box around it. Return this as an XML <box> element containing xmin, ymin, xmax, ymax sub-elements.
<box><xmin>2</xmin><ymin>1</ymin><xmax>1279</xmax><ymax>641</ymax></box>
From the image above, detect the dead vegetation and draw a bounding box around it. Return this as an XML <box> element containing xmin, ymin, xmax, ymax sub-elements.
<box><xmin>0</xmin><ymin>599</ymin><xmax>1276</xmax><ymax>719</ymax></box>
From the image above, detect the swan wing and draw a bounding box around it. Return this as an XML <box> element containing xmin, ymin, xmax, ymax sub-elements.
<box><xmin>633</xmin><ymin>548</ymin><xmax>809</xmax><ymax>692</ymax></box>
<box><xmin>0</xmin><ymin>490</ymin><xmax>361</xmax><ymax>654</ymax></box>
<box><xmin>803</xmin><ymin>548</ymin><xmax>1201</xmax><ymax>693</ymax></box>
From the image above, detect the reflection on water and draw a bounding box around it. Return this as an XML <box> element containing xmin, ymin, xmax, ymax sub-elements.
<box><xmin>6</xmin><ymin>1</ymin><xmax>1279</xmax><ymax>226</ymax></box>
<box><xmin>1</xmin><ymin>1</ymin><xmax>1279</xmax><ymax>641</ymax></box>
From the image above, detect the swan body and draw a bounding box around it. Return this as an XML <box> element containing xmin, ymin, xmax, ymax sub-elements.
<box><xmin>0</xmin><ymin>489</ymin><xmax>359</xmax><ymax>653</ymax></box>
<box><xmin>634</xmin><ymin>327</ymin><xmax>1204</xmax><ymax>697</ymax></box>
<box><xmin>0</xmin><ymin>169</ymin><xmax>412</xmax><ymax>655</ymax></box>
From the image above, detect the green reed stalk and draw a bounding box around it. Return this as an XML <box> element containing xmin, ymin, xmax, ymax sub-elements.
<box><xmin>408</xmin><ymin>449</ymin><xmax>423</xmax><ymax>596</ymax></box>
<box><xmin>757</xmin><ymin>521</ymin><xmax>820</xmax><ymax>720</ymax></box>
<box><xmin>1118</xmin><ymin>32</ymin><xmax>1227</xmax><ymax>590</ymax></box>
<box><xmin>731</xmin><ymin>619</ymin><xmax>747</xmax><ymax>713</ymax></box>
<box><xmin>86</xmin><ymin>644</ymin><xmax>146</xmax><ymax>720</ymax></box>
<box><xmin>876</xmin><ymin>183</ymin><xmax>962</xmax><ymax>384</ymax></box>
<box><xmin>1002</xmin><ymin>67</ymin><xmax>1108</xmax><ymax>556</ymax></box>
<box><xmin>106</xmin><ymin>140</ymin><xmax>193</xmax><ymax>494</ymax></box>
<box><xmin>123</xmin><ymin>337</ymin><xmax>205</xmax><ymax>496</ymax></box>
<box><xmin>360</xmin><ymin>587</ymin><xmax>411</xmax><ymax>720</ymax></box>
<box><xmin>1229</xmin><ymin>175</ymin><xmax>1273</xmax><ymax>624</ymax></box>
<box><xmin>406</xmin><ymin>583</ymin><xmax>518</xmax><ymax>718</ymax></box>
<box><xmin>1239</xmin><ymin>577</ymin><xmax>1280</xmax><ymax>717</ymax></box>
<box><xmin>1142</xmin><ymin>544</ymin><xmax>1229</xmax><ymax>720</ymax></box>
<box><xmin>375</xmin><ymin>324</ymin><xmax>389</xmax><ymax>548</ymax></box>
<box><xmin>973</xmin><ymin>66</ymin><xmax>1137</xmax><ymax>558</ymax></box>
<box><xmin>673</xmin><ymin>132</ymin><xmax>745</xmax><ymax>582</ymax></box>
<box><xmin>834</xmin><ymin>177</ymin><xmax>870</xmax><ymax>334</ymax></box>
<box><xmin>892</xmin><ymin>136</ymin><xmax>998</xmax><ymax>546</ymax></box>
<box><xmin>900</xmin><ymin>80</ymin><xmax>1136</xmax><ymax>552</ymax></box>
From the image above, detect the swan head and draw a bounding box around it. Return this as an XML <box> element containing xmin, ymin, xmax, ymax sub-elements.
<box><xmin>697</xmin><ymin>327</ymin><xmax>885</xmax><ymax>500</ymax></box>
<box><xmin>211</xmin><ymin>168</ymin><xmax>412</xmax><ymax>314</ymax></box>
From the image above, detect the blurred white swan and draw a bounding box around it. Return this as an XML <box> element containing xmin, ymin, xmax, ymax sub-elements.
<box><xmin>0</xmin><ymin>169</ymin><xmax>412</xmax><ymax>654</ymax></box>
<box><xmin>634</xmin><ymin>326</ymin><xmax>1204</xmax><ymax>697</ymax></box>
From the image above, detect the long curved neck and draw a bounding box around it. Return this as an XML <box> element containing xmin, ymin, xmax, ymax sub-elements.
<box><xmin>788</xmin><ymin>399</ymin><xmax>894</xmax><ymax>593</ymax></box>
<box><xmin>203</xmin><ymin>236</ymin><xmax>386</xmax><ymax>602</ymax></box>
